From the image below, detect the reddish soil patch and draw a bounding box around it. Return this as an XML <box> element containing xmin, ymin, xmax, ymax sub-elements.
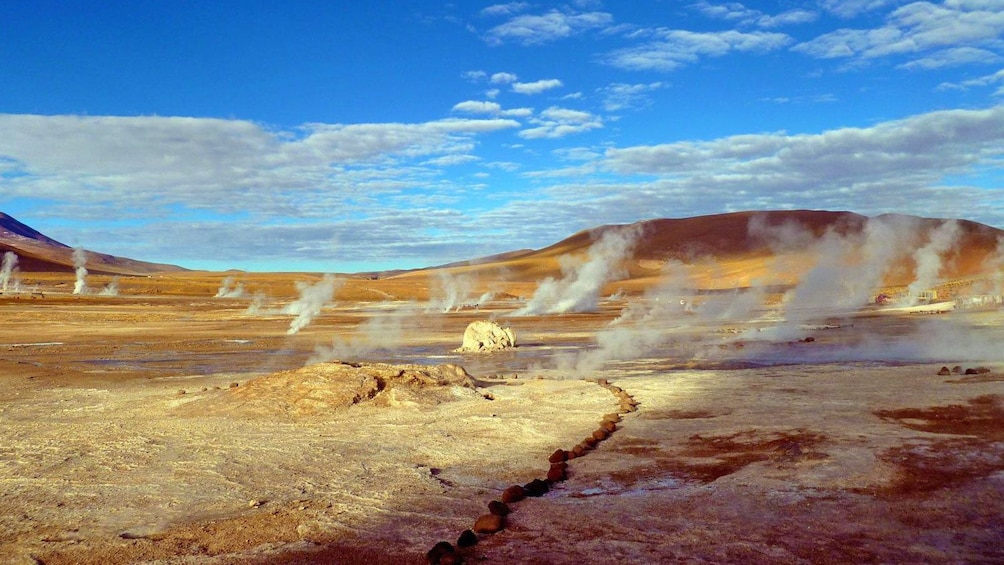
<box><xmin>611</xmin><ymin>429</ymin><xmax>828</xmax><ymax>485</ymax></box>
<box><xmin>872</xmin><ymin>395</ymin><xmax>1004</xmax><ymax>496</ymax></box>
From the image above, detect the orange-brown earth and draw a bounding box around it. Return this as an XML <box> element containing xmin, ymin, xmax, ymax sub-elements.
<box><xmin>2</xmin><ymin>210</ymin><xmax>1004</xmax><ymax>564</ymax></box>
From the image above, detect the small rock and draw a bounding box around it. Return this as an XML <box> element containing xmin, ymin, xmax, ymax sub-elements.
<box><xmin>473</xmin><ymin>514</ymin><xmax>504</xmax><ymax>534</ymax></box>
<box><xmin>547</xmin><ymin>463</ymin><xmax>567</xmax><ymax>482</ymax></box>
<box><xmin>501</xmin><ymin>485</ymin><xmax>525</xmax><ymax>504</ymax></box>
<box><xmin>229</xmin><ymin>382</ymin><xmax>239</xmax><ymax>388</ymax></box>
<box><xmin>524</xmin><ymin>478</ymin><xmax>549</xmax><ymax>497</ymax></box>
<box><xmin>248</xmin><ymin>499</ymin><xmax>262</xmax><ymax>508</ymax></box>
<box><xmin>592</xmin><ymin>429</ymin><xmax>609</xmax><ymax>441</ymax></box>
<box><xmin>600</xmin><ymin>420</ymin><xmax>617</xmax><ymax>433</ymax></box>
<box><xmin>602</xmin><ymin>413</ymin><xmax>621</xmax><ymax>423</ymax></box>
<box><xmin>548</xmin><ymin>449</ymin><xmax>567</xmax><ymax>464</ymax></box>
<box><xmin>952</xmin><ymin>365</ymin><xmax>963</xmax><ymax>374</ymax></box>
<box><xmin>426</xmin><ymin>541</ymin><xmax>456</xmax><ymax>563</ymax></box>
<box><xmin>488</xmin><ymin>500</ymin><xmax>510</xmax><ymax>516</ymax></box>
<box><xmin>572</xmin><ymin>444</ymin><xmax>586</xmax><ymax>457</ymax></box>
<box><xmin>938</xmin><ymin>366</ymin><xmax>951</xmax><ymax>376</ymax></box>
<box><xmin>457</xmin><ymin>529</ymin><xmax>478</xmax><ymax>548</ymax></box>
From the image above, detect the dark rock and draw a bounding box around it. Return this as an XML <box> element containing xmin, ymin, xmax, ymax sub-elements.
<box><xmin>501</xmin><ymin>485</ymin><xmax>525</xmax><ymax>504</ymax></box>
<box><xmin>473</xmin><ymin>513</ymin><xmax>504</xmax><ymax>534</ymax></box>
<box><xmin>488</xmin><ymin>500</ymin><xmax>509</xmax><ymax>516</ymax></box>
<box><xmin>427</xmin><ymin>541</ymin><xmax>456</xmax><ymax>564</ymax></box>
<box><xmin>572</xmin><ymin>444</ymin><xmax>586</xmax><ymax>457</ymax></box>
<box><xmin>938</xmin><ymin>366</ymin><xmax>951</xmax><ymax>376</ymax></box>
<box><xmin>548</xmin><ymin>449</ymin><xmax>567</xmax><ymax>463</ymax></box>
<box><xmin>547</xmin><ymin>463</ymin><xmax>567</xmax><ymax>482</ymax></box>
<box><xmin>592</xmin><ymin>429</ymin><xmax>609</xmax><ymax>441</ymax></box>
<box><xmin>524</xmin><ymin>478</ymin><xmax>549</xmax><ymax>497</ymax></box>
<box><xmin>457</xmin><ymin>529</ymin><xmax>478</xmax><ymax>548</ymax></box>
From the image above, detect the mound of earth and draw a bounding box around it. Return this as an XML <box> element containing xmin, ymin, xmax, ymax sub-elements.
<box><xmin>181</xmin><ymin>361</ymin><xmax>485</xmax><ymax>419</ymax></box>
<box><xmin>456</xmin><ymin>320</ymin><xmax>517</xmax><ymax>353</ymax></box>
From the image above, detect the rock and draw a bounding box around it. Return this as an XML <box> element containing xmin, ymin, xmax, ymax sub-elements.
<box><xmin>547</xmin><ymin>463</ymin><xmax>567</xmax><ymax>482</ymax></box>
<box><xmin>602</xmin><ymin>413</ymin><xmax>621</xmax><ymax>423</ymax></box>
<box><xmin>965</xmin><ymin>367</ymin><xmax>992</xmax><ymax>375</ymax></box>
<box><xmin>457</xmin><ymin>529</ymin><xmax>478</xmax><ymax>548</ymax></box>
<box><xmin>600</xmin><ymin>420</ymin><xmax>617</xmax><ymax>433</ymax></box>
<box><xmin>488</xmin><ymin>500</ymin><xmax>510</xmax><ymax>516</ymax></box>
<box><xmin>592</xmin><ymin>429</ymin><xmax>609</xmax><ymax>441</ymax></box>
<box><xmin>427</xmin><ymin>541</ymin><xmax>457</xmax><ymax>563</ymax></box>
<box><xmin>952</xmin><ymin>365</ymin><xmax>963</xmax><ymax>373</ymax></box>
<box><xmin>501</xmin><ymin>485</ymin><xmax>525</xmax><ymax>503</ymax></box>
<box><xmin>455</xmin><ymin>320</ymin><xmax>517</xmax><ymax>353</ymax></box>
<box><xmin>473</xmin><ymin>513</ymin><xmax>504</xmax><ymax>534</ymax></box>
<box><xmin>524</xmin><ymin>478</ymin><xmax>549</xmax><ymax>497</ymax></box>
<box><xmin>938</xmin><ymin>366</ymin><xmax>951</xmax><ymax>376</ymax></box>
<box><xmin>571</xmin><ymin>444</ymin><xmax>586</xmax><ymax>457</ymax></box>
<box><xmin>548</xmin><ymin>449</ymin><xmax>567</xmax><ymax>463</ymax></box>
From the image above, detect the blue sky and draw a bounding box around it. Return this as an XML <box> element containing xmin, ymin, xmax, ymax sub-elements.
<box><xmin>2</xmin><ymin>1</ymin><xmax>1004</xmax><ymax>272</ymax></box>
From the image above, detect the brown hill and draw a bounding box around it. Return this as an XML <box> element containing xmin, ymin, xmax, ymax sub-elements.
<box><xmin>385</xmin><ymin>210</ymin><xmax>1004</xmax><ymax>299</ymax></box>
<box><xmin>0</xmin><ymin>212</ymin><xmax>186</xmax><ymax>275</ymax></box>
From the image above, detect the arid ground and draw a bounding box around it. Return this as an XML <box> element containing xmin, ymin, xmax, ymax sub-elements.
<box><xmin>2</xmin><ymin>268</ymin><xmax>1003</xmax><ymax>564</ymax></box>
<box><xmin>2</xmin><ymin>211</ymin><xmax>1004</xmax><ymax>564</ymax></box>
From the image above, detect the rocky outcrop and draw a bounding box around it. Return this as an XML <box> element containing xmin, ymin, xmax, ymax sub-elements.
<box><xmin>455</xmin><ymin>320</ymin><xmax>516</xmax><ymax>353</ymax></box>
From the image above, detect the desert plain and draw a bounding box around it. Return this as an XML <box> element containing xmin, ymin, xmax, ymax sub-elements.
<box><xmin>2</xmin><ymin>211</ymin><xmax>1004</xmax><ymax>564</ymax></box>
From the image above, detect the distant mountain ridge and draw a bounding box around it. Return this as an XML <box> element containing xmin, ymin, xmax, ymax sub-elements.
<box><xmin>0</xmin><ymin>212</ymin><xmax>186</xmax><ymax>274</ymax></box>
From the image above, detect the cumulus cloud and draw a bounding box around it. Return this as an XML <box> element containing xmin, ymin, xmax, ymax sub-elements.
<box><xmin>603</xmin><ymin>29</ymin><xmax>792</xmax><ymax>71</ymax></box>
<box><xmin>480</xmin><ymin>2</ymin><xmax>530</xmax><ymax>18</ymax></box>
<box><xmin>490</xmin><ymin>71</ymin><xmax>519</xmax><ymax>84</ymax></box>
<box><xmin>692</xmin><ymin>1</ymin><xmax>818</xmax><ymax>28</ymax></box>
<box><xmin>484</xmin><ymin>9</ymin><xmax>614</xmax><ymax>45</ymax></box>
<box><xmin>938</xmin><ymin>67</ymin><xmax>1004</xmax><ymax>94</ymax></box>
<box><xmin>0</xmin><ymin>114</ymin><xmax>520</xmax><ymax>215</ymax></box>
<box><xmin>511</xmin><ymin>78</ymin><xmax>564</xmax><ymax>95</ymax></box>
<box><xmin>794</xmin><ymin>1</ymin><xmax>1004</xmax><ymax>65</ymax></box>
<box><xmin>519</xmin><ymin>106</ymin><xmax>603</xmax><ymax>139</ymax></box>
<box><xmin>598</xmin><ymin>82</ymin><xmax>665</xmax><ymax>111</ymax></box>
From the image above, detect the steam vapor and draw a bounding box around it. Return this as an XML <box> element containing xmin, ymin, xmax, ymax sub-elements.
<box><xmin>72</xmin><ymin>248</ymin><xmax>88</xmax><ymax>295</ymax></box>
<box><xmin>284</xmin><ymin>275</ymin><xmax>342</xmax><ymax>335</ymax></box>
<box><xmin>428</xmin><ymin>271</ymin><xmax>475</xmax><ymax>312</ymax></box>
<box><xmin>555</xmin><ymin>215</ymin><xmax>1004</xmax><ymax>375</ymax></box>
<box><xmin>512</xmin><ymin>226</ymin><xmax>640</xmax><ymax>316</ymax></box>
<box><xmin>307</xmin><ymin>306</ymin><xmax>411</xmax><ymax>364</ymax></box>
<box><xmin>98</xmin><ymin>276</ymin><xmax>120</xmax><ymax>296</ymax></box>
<box><xmin>215</xmin><ymin>276</ymin><xmax>245</xmax><ymax>298</ymax></box>
<box><xmin>1</xmin><ymin>251</ymin><xmax>21</xmax><ymax>293</ymax></box>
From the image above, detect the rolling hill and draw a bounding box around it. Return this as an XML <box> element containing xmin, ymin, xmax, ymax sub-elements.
<box><xmin>0</xmin><ymin>212</ymin><xmax>186</xmax><ymax>275</ymax></box>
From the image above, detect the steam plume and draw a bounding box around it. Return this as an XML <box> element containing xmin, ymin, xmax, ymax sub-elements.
<box><xmin>428</xmin><ymin>271</ymin><xmax>475</xmax><ymax>312</ymax></box>
<box><xmin>307</xmin><ymin>307</ymin><xmax>410</xmax><ymax>364</ymax></box>
<box><xmin>215</xmin><ymin>276</ymin><xmax>245</xmax><ymax>298</ymax></box>
<box><xmin>1</xmin><ymin>251</ymin><xmax>21</xmax><ymax>293</ymax></box>
<box><xmin>284</xmin><ymin>275</ymin><xmax>342</xmax><ymax>335</ymax></box>
<box><xmin>72</xmin><ymin>248</ymin><xmax>89</xmax><ymax>295</ymax></box>
<box><xmin>98</xmin><ymin>276</ymin><xmax>120</xmax><ymax>296</ymax></box>
<box><xmin>906</xmin><ymin>220</ymin><xmax>961</xmax><ymax>304</ymax></box>
<box><xmin>512</xmin><ymin>226</ymin><xmax>640</xmax><ymax>316</ymax></box>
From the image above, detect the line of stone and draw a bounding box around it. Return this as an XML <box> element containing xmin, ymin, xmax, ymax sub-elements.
<box><xmin>425</xmin><ymin>378</ymin><xmax>639</xmax><ymax>564</ymax></box>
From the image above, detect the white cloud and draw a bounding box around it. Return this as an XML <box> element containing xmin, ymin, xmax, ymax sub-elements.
<box><xmin>452</xmin><ymin>100</ymin><xmax>503</xmax><ymax>114</ymax></box>
<box><xmin>484</xmin><ymin>9</ymin><xmax>614</xmax><ymax>46</ymax></box>
<box><xmin>692</xmin><ymin>2</ymin><xmax>818</xmax><ymax>28</ymax></box>
<box><xmin>511</xmin><ymin>78</ymin><xmax>564</xmax><ymax>94</ymax></box>
<box><xmin>599</xmin><ymin>82</ymin><xmax>665</xmax><ymax>111</ymax></box>
<box><xmin>519</xmin><ymin>106</ymin><xmax>603</xmax><ymax>139</ymax></box>
<box><xmin>604</xmin><ymin>29</ymin><xmax>792</xmax><ymax>71</ymax></box>
<box><xmin>899</xmin><ymin>46</ymin><xmax>1002</xmax><ymax>69</ymax></box>
<box><xmin>481</xmin><ymin>2</ymin><xmax>530</xmax><ymax>17</ymax></box>
<box><xmin>937</xmin><ymin>67</ymin><xmax>1004</xmax><ymax>94</ymax></box>
<box><xmin>795</xmin><ymin>1</ymin><xmax>1004</xmax><ymax>64</ymax></box>
<box><xmin>602</xmin><ymin>106</ymin><xmax>1004</xmax><ymax>201</ymax></box>
<box><xmin>819</xmin><ymin>0</ymin><xmax>902</xmax><ymax>19</ymax></box>
<box><xmin>0</xmin><ymin>114</ymin><xmax>520</xmax><ymax>217</ymax></box>
<box><xmin>491</xmin><ymin>71</ymin><xmax>519</xmax><ymax>84</ymax></box>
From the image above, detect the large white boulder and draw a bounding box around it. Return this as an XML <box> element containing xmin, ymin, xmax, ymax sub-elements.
<box><xmin>456</xmin><ymin>320</ymin><xmax>517</xmax><ymax>353</ymax></box>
